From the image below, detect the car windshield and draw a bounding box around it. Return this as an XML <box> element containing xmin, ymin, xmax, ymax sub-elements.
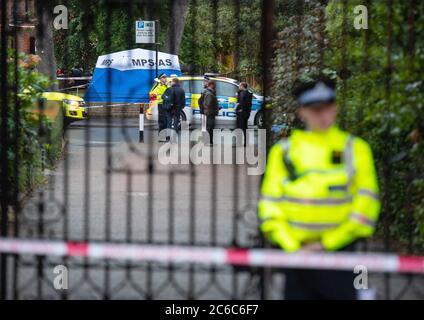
<box><xmin>180</xmin><ymin>77</ymin><xmax>261</xmax><ymax>97</ymax></box>
<box><xmin>215</xmin><ymin>81</ymin><xmax>238</xmax><ymax>97</ymax></box>
<box><xmin>248</xmin><ymin>87</ymin><xmax>261</xmax><ymax>96</ymax></box>
<box><xmin>181</xmin><ymin>79</ymin><xmax>204</xmax><ymax>94</ymax></box>
<box><xmin>220</xmin><ymin>79</ymin><xmax>262</xmax><ymax>96</ymax></box>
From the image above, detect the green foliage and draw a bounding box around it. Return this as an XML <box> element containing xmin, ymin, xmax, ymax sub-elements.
<box><xmin>272</xmin><ymin>1</ymin><xmax>329</xmax><ymax>126</ymax></box>
<box><xmin>54</xmin><ymin>0</ymin><xmax>286</xmax><ymax>85</ymax></box>
<box><xmin>179</xmin><ymin>1</ymin><xmax>217</xmax><ymax>73</ymax></box>
<box><xmin>326</xmin><ymin>0</ymin><xmax>424</xmax><ymax>252</ymax></box>
<box><xmin>55</xmin><ymin>0</ymin><xmax>171</xmax><ymax>72</ymax></box>
<box><xmin>179</xmin><ymin>0</ymin><xmax>263</xmax><ymax>77</ymax></box>
<box><xmin>0</xmin><ymin>52</ymin><xmax>62</xmax><ymax>200</ymax></box>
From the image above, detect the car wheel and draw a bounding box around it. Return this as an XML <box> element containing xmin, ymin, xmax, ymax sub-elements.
<box><xmin>178</xmin><ymin>110</ymin><xmax>187</xmax><ymax>130</ymax></box>
<box><xmin>255</xmin><ymin>110</ymin><xmax>265</xmax><ymax>129</ymax></box>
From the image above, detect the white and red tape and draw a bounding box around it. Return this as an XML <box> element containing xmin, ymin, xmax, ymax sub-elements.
<box><xmin>0</xmin><ymin>238</ymin><xmax>423</xmax><ymax>273</ymax></box>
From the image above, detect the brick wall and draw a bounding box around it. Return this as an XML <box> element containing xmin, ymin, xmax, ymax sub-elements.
<box><xmin>16</xmin><ymin>30</ymin><xmax>35</xmax><ymax>53</ymax></box>
<box><xmin>2</xmin><ymin>0</ymin><xmax>36</xmax><ymax>54</ymax></box>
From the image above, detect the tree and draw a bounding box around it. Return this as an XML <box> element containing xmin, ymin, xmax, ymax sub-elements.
<box><xmin>54</xmin><ymin>1</ymin><xmax>174</xmax><ymax>73</ymax></box>
<box><xmin>35</xmin><ymin>0</ymin><xmax>58</xmax><ymax>89</ymax></box>
<box><xmin>163</xmin><ymin>0</ymin><xmax>189</xmax><ymax>54</ymax></box>
<box><xmin>271</xmin><ymin>1</ymin><xmax>330</xmax><ymax>128</ymax></box>
<box><xmin>326</xmin><ymin>0</ymin><xmax>424</xmax><ymax>252</ymax></box>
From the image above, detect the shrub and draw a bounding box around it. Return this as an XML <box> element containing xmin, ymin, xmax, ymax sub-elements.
<box><xmin>0</xmin><ymin>52</ymin><xmax>63</xmax><ymax>203</ymax></box>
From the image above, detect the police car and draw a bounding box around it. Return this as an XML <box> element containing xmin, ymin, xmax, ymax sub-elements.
<box><xmin>146</xmin><ymin>75</ymin><xmax>265</xmax><ymax>128</ymax></box>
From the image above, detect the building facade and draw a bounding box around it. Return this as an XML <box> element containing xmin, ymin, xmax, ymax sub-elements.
<box><xmin>1</xmin><ymin>0</ymin><xmax>36</xmax><ymax>54</ymax></box>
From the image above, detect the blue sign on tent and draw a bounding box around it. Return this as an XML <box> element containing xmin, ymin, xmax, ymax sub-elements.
<box><xmin>84</xmin><ymin>48</ymin><xmax>182</xmax><ymax>104</ymax></box>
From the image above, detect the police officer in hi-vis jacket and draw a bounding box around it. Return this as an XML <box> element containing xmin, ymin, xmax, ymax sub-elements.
<box><xmin>258</xmin><ymin>76</ymin><xmax>380</xmax><ymax>300</ymax></box>
<box><xmin>150</xmin><ymin>73</ymin><xmax>169</xmax><ymax>138</ymax></box>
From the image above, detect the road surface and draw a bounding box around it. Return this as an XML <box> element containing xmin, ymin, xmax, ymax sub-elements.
<box><xmin>10</xmin><ymin>118</ymin><xmax>424</xmax><ymax>300</ymax></box>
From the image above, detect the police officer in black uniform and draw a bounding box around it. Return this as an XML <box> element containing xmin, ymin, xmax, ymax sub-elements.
<box><xmin>236</xmin><ymin>82</ymin><xmax>253</xmax><ymax>146</ymax></box>
<box><xmin>162</xmin><ymin>78</ymin><xmax>186</xmax><ymax>141</ymax></box>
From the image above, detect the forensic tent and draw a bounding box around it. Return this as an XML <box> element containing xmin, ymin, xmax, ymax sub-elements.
<box><xmin>84</xmin><ymin>48</ymin><xmax>181</xmax><ymax>103</ymax></box>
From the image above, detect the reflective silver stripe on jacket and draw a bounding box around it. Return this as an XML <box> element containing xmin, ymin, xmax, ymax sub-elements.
<box><xmin>358</xmin><ymin>189</ymin><xmax>379</xmax><ymax>200</ymax></box>
<box><xmin>349</xmin><ymin>212</ymin><xmax>376</xmax><ymax>227</ymax></box>
<box><xmin>281</xmin><ymin>139</ymin><xmax>290</xmax><ymax>153</ymax></box>
<box><xmin>345</xmin><ymin>135</ymin><xmax>355</xmax><ymax>187</ymax></box>
<box><xmin>288</xmin><ymin>221</ymin><xmax>340</xmax><ymax>230</ymax></box>
<box><xmin>261</xmin><ymin>195</ymin><xmax>352</xmax><ymax>205</ymax></box>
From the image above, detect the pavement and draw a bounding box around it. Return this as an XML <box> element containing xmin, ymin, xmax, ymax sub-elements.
<box><xmin>13</xmin><ymin>118</ymin><xmax>265</xmax><ymax>299</ymax></box>
<box><xmin>10</xmin><ymin>118</ymin><xmax>424</xmax><ymax>300</ymax></box>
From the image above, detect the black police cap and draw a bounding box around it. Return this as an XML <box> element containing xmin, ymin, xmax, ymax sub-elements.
<box><xmin>293</xmin><ymin>78</ymin><xmax>336</xmax><ymax>107</ymax></box>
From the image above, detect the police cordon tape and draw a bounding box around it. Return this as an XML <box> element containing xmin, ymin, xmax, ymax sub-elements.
<box><xmin>0</xmin><ymin>238</ymin><xmax>423</xmax><ymax>274</ymax></box>
<box><xmin>84</xmin><ymin>102</ymin><xmax>145</xmax><ymax>109</ymax></box>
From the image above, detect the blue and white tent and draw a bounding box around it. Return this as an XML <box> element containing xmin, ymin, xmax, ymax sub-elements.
<box><xmin>84</xmin><ymin>48</ymin><xmax>181</xmax><ymax>103</ymax></box>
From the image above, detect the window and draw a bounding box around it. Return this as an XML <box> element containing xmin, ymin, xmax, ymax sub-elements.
<box><xmin>215</xmin><ymin>81</ymin><xmax>238</xmax><ymax>97</ymax></box>
<box><xmin>29</xmin><ymin>37</ymin><xmax>36</xmax><ymax>54</ymax></box>
<box><xmin>181</xmin><ymin>80</ymin><xmax>203</xmax><ymax>94</ymax></box>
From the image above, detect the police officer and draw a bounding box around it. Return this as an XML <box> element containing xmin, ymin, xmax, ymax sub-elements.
<box><xmin>258</xmin><ymin>77</ymin><xmax>380</xmax><ymax>300</ymax></box>
<box><xmin>150</xmin><ymin>73</ymin><xmax>169</xmax><ymax>139</ymax></box>
<box><xmin>199</xmin><ymin>76</ymin><xmax>210</xmax><ymax>132</ymax></box>
<box><xmin>162</xmin><ymin>77</ymin><xmax>186</xmax><ymax>142</ymax></box>
<box><xmin>199</xmin><ymin>76</ymin><xmax>210</xmax><ymax>114</ymax></box>
<box><xmin>202</xmin><ymin>80</ymin><xmax>219</xmax><ymax>145</ymax></box>
<box><xmin>236</xmin><ymin>82</ymin><xmax>253</xmax><ymax>146</ymax></box>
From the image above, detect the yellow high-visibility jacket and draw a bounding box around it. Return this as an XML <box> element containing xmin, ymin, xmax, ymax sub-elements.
<box><xmin>258</xmin><ymin>126</ymin><xmax>380</xmax><ymax>252</ymax></box>
<box><xmin>150</xmin><ymin>83</ymin><xmax>169</xmax><ymax>104</ymax></box>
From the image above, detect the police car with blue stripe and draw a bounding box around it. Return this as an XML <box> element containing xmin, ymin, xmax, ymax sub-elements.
<box><xmin>147</xmin><ymin>74</ymin><xmax>265</xmax><ymax>128</ymax></box>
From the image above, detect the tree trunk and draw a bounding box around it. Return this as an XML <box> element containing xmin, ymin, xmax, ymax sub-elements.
<box><xmin>35</xmin><ymin>0</ymin><xmax>58</xmax><ymax>90</ymax></box>
<box><xmin>163</xmin><ymin>0</ymin><xmax>189</xmax><ymax>54</ymax></box>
